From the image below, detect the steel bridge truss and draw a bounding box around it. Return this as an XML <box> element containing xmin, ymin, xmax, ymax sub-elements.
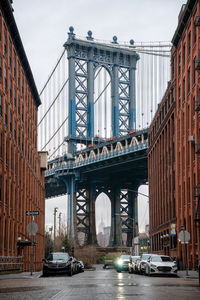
<box><xmin>75</xmin><ymin>186</ymin><xmax>138</xmax><ymax>247</ymax></box>
<box><xmin>64</xmin><ymin>28</ymin><xmax>139</xmax><ymax>152</ymax></box>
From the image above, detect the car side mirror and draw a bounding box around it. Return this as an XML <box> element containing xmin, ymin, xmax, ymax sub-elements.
<box><xmin>147</xmin><ymin>259</ymin><xmax>150</xmax><ymax>262</ymax></box>
<box><xmin>42</xmin><ymin>258</ymin><xmax>46</xmax><ymax>263</ymax></box>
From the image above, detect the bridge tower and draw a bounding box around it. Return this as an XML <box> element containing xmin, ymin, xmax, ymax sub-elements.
<box><xmin>54</xmin><ymin>27</ymin><xmax>141</xmax><ymax>247</ymax></box>
<box><xmin>64</xmin><ymin>26</ymin><xmax>139</xmax><ymax>152</ymax></box>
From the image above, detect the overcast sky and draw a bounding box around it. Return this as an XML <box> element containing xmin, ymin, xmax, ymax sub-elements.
<box><xmin>12</xmin><ymin>0</ymin><xmax>186</xmax><ymax>234</ymax></box>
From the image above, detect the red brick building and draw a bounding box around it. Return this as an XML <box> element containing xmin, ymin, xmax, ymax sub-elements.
<box><xmin>0</xmin><ymin>0</ymin><xmax>46</xmax><ymax>271</ymax></box>
<box><xmin>149</xmin><ymin>0</ymin><xmax>200</xmax><ymax>269</ymax></box>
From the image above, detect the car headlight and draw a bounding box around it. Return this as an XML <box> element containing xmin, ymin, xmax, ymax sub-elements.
<box><xmin>150</xmin><ymin>264</ymin><xmax>157</xmax><ymax>268</ymax></box>
<box><xmin>172</xmin><ymin>264</ymin><xmax>177</xmax><ymax>268</ymax></box>
<box><xmin>117</xmin><ymin>259</ymin><xmax>123</xmax><ymax>266</ymax></box>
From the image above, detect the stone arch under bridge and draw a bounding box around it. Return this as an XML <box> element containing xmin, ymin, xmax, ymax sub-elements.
<box><xmin>75</xmin><ymin>186</ymin><xmax>139</xmax><ymax>247</ymax></box>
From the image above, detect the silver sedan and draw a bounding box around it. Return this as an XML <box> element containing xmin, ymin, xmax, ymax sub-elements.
<box><xmin>145</xmin><ymin>255</ymin><xmax>178</xmax><ymax>276</ymax></box>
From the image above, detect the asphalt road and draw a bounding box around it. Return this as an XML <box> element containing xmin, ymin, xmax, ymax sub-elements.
<box><xmin>0</xmin><ymin>265</ymin><xmax>199</xmax><ymax>300</ymax></box>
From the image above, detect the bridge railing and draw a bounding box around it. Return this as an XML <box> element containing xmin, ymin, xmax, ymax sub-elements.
<box><xmin>45</xmin><ymin>141</ymin><xmax>148</xmax><ymax>177</ymax></box>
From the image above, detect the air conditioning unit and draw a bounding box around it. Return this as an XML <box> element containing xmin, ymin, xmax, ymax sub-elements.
<box><xmin>189</xmin><ymin>136</ymin><xmax>195</xmax><ymax>142</ymax></box>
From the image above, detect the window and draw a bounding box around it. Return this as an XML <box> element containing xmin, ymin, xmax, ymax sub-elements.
<box><xmin>21</xmin><ymin>77</ymin><xmax>24</xmax><ymax>95</ymax></box>
<box><xmin>14</xmin><ymin>87</ymin><xmax>16</xmax><ymax>107</ymax></box>
<box><xmin>188</xmin><ymin>67</ymin><xmax>190</xmax><ymax>94</ymax></box>
<box><xmin>14</xmin><ymin>120</ymin><xmax>16</xmax><ymax>140</ymax></box>
<box><xmin>183</xmin><ymin>78</ymin><xmax>185</xmax><ymax>101</ymax></box>
<box><xmin>4</xmin><ymin>66</ymin><xmax>7</xmax><ymax>90</ymax></box>
<box><xmin>178</xmin><ymin>53</ymin><xmax>181</xmax><ymax>75</ymax></box>
<box><xmin>18</xmin><ymin>97</ymin><xmax>20</xmax><ymax>115</ymax></box>
<box><xmin>183</xmin><ymin>44</ymin><xmax>185</xmax><ymax>66</ymax></box>
<box><xmin>171</xmin><ymin>86</ymin><xmax>174</xmax><ymax>103</ymax></box>
<box><xmin>22</xmin><ymin>104</ymin><xmax>24</xmax><ymax>122</ymax></box>
<box><xmin>178</xmin><ymin>86</ymin><xmax>181</xmax><ymax>109</ymax></box>
<box><xmin>9</xmin><ymin>47</ymin><xmax>12</xmax><ymax>68</ymax></box>
<box><xmin>5</xmin><ymin>102</ymin><xmax>8</xmax><ymax>125</ymax></box>
<box><xmin>193</xmin><ymin>57</ymin><xmax>196</xmax><ymax>85</ymax></box>
<box><xmin>3</xmin><ymin>30</ymin><xmax>7</xmax><ymax>55</ymax></box>
<box><xmin>18</xmin><ymin>69</ymin><xmax>20</xmax><ymax>87</ymax></box>
<box><xmin>188</xmin><ymin>32</ymin><xmax>191</xmax><ymax>57</ymax></box>
<box><xmin>10</xmin><ymin>111</ymin><xmax>12</xmax><ymax>132</ymax></box>
<box><xmin>9</xmin><ymin>75</ymin><xmax>12</xmax><ymax>101</ymax></box>
<box><xmin>13</xmin><ymin>54</ymin><xmax>16</xmax><ymax>76</ymax></box>
<box><xmin>194</xmin><ymin>23</ymin><xmax>197</xmax><ymax>44</ymax></box>
<box><xmin>18</xmin><ymin>127</ymin><xmax>20</xmax><ymax>147</ymax></box>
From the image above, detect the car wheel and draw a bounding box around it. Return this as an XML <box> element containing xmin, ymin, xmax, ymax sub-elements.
<box><xmin>42</xmin><ymin>271</ymin><xmax>48</xmax><ymax>277</ymax></box>
<box><xmin>68</xmin><ymin>264</ymin><xmax>73</xmax><ymax>276</ymax></box>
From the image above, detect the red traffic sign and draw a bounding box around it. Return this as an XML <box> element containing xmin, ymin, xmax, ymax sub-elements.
<box><xmin>26</xmin><ymin>211</ymin><xmax>39</xmax><ymax>216</ymax></box>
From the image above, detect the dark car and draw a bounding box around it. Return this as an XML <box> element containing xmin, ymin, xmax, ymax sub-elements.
<box><xmin>42</xmin><ymin>252</ymin><xmax>73</xmax><ymax>276</ymax></box>
<box><xmin>115</xmin><ymin>255</ymin><xmax>130</xmax><ymax>272</ymax></box>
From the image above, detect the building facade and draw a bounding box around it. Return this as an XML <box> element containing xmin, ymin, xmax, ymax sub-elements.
<box><xmin>0</xmin><ymin>0</ymin><xmax>45</xmax><ymax>271</ymax></box>
<box><xmin>148</xmin><ymin>0</ymin><xmax>200</xmax><ymax>269</ymax></box>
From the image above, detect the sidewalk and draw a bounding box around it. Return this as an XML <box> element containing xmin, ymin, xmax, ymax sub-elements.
<box><xmin>178</xmin><ymin>269</ymin><xmax>199</xmax><ymax>279</ymax></box>
<box><xmin>0</xmin><ymin>271</ymin><xmax>42</xmax><ymax>279</ymax></box>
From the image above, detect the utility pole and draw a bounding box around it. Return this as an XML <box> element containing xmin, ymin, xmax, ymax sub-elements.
<box><xmin>58</xmin><ymin>212</ymin><xmax>62</xmax><ymax>236</ymax></box>
<box><xmin>54</xmin><ymin>207</ymin><xmax>58</xmax><ymax>249</ymax></box>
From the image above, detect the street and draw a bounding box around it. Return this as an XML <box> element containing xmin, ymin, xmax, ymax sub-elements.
<box><xmin>0</xmin><ymin>265</ymin><xmax>199</xmax><ymax>300</ymax></box>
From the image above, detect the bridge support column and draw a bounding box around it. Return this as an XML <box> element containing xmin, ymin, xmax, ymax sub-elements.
<box><xmin>87</xmin><ymin>48</ymin><xmax>94</xmax><ymax>138</ymax></box>
<box><xmin>129</xmin><ymin>58</ymin><xmax>136</xmax><ymax>130</ymax></box>
<box><xmin>64</xmin><ymin>177</ymin><xmax>76</xmax><ymax>242</ymax></box>
<box><xmin>110</xmin><ymin>187</ymin><xmax>122</xmax><ymax>246</ymax></box>
<box><xmin>88</xmin><ymin>186</ymin><xmax>97</xmax><ymax>244</ymax></box>
<box><xmin>112</xmin><ymin>56</ymin><xmax>119</xmax><ymax>137</ymax></box>
<box><xmin>126</xmin><ymin>190</ymin><xmax>138</xmax><ymax>247</ymax></box>
<box><xmin>68</xmin><ymin>49</ymin><xmax>76</xmax><ymax>153</ymax></box>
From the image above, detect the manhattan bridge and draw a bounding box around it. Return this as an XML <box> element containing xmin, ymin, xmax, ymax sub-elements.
<box><xmin>39</xmin><ymin>27</ymin><xmax>171</xmax><ymax>247</ymax></box>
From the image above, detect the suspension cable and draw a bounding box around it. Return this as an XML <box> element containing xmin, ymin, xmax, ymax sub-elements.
<box><xmin>38</xmin><ymin>78</ymin><xmax>69</xmax><ymax>127</ymax></box>
<box><xmin>48</xmin><ymin>141</ymin><xmax>64</xmax><ymax>160</ymax></box>
<box><xmin>94</xmin><ymin>81</ymin><xmax>111</xmax><ymax>104</ymax></box>
<box><xmin>39</xmin><ymin>49</ymin><xmax>65</xmax><ymax>96</ymax></box>
<box><xmin>41</xmin><ymin>116</ymin><xmax>69</xmax><ymax>150</ymax></box>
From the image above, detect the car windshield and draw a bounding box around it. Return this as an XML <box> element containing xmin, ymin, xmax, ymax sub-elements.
<box><xmin>47</xmin><ymin>253</ymin><xmax>69</xmax><ymax>261</ymax></box>
<box><xmin>132</xmin><ymin>257</ymin><xmax>140</xmax><ymax>262</ymax></box>
<box><xmin>120</xmin><ymin>255</ymin><xmax>130</xmax><ymax>259</ymax></box>
<box><xmin>142</xmin><ymin>255</ymin><xmax>150</xmax><ymax>261</ymax></box>
<box><xmin>151</xmin><ymin>256</ymin><xmax>173</xmax><ymax>262</ymax></box>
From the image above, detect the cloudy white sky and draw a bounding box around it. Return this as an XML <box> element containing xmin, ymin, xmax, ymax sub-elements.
<box><xmin>12</xmin><ymin>0</ymin><xmax>186</xmax><ymax>234</ymax></box>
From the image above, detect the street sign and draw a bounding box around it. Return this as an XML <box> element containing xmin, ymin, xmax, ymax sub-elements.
<box><xmin>26</xmin><ymin>210</ymin><xmax>39</xmax><ymax>216</ymax></box>
<box><xmin>170</xmin><ymin>224</ymin><xmax>176</xmax><ymax>236</ymax></box>
<box><xmin>27</xmin><ymin>222</ymin><xmax>38</xmax><ymax>235</ymax></box>
<box><xmin>178</xmin><ymin>230</ymin><xmax>190</xmax><ymax>244</ymax></box>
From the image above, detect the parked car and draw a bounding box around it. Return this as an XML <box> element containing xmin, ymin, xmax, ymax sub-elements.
<box><xmin>138</xmin><ymin>254</ymin><xmax>157</xmax><ymax>274</ymax></box>
<box><xmin>134</xmin><ymin>257</ymin><xmax>142</xmax><ymax>274</ymax></box>
<box><xmin>128</xmin><ymin>256</ymin><xmax>140</xmax><ymax>273</ymax></box>
<box><xmin>115</xmin><ymin>255</ymin><xmax>130</xmax><ymax>272</ymax></box>
<box><xmin>103</xmin><ymin>260</ymin><xmax>113</xmax><ymax>269</ymax></box>
<box><xmin>76</xmin><ymin>260</ymin><xmax>84</xmax><ymax>273</ymax></box>
<box><xmin>42</xmin><ymin>252</ymin><xmax>74</xmax><ymax>276</ymax></box>
<box><xmin>145</xmin><ymin>255</ymin><xmax>178</xmax><ymax>276</ymax></box>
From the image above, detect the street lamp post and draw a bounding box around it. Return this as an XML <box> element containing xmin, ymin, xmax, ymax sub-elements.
<box><xmin>126</xmin><ymin>188</ymin><xmax>151</xmax><ymax>252</ymax></box>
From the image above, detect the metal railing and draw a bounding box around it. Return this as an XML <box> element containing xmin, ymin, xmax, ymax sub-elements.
<box><xmin>0</xmin><ymin>256</ymin><xmax>23</xmax><ymax>272</ymax></box>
